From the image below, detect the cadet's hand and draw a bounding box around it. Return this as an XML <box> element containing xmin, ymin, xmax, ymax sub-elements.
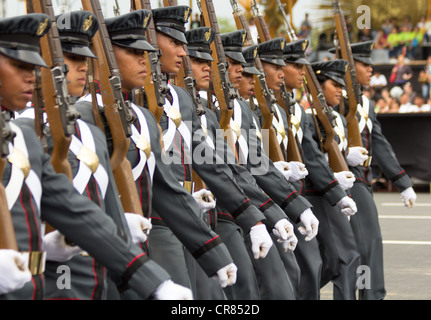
<box><xmin>334</xmin><ymin>171</ymin><xmax>355</xmax><ymax>190</ymax></box>
<box><xmin>43</xmin><ymin>230</ymin><xmax>82</xmax><ymax>262</ymax></box>
<box><xmin>0</xmin><ymin>249</ymin><xmax>32</xmax><ymax>295</ymax></box>
<box><xmin>336</xmin><ymin>196</ymin><xmax>357</xmax><ymax>216</ymax></box>
<box><xmin>400</xmin><ymin>187</ymin><xmax>417</xmax><ymax>208</ymax></box>
<box><xmin>346</xmin><ymin>147</ymin><xmax>368</xmax><ymax>166</ymax></box>
<box><xmin>298</xmin><ymin>209</ymin><xmax>319</xmax><ymax>241</ymax></box>
<box><xmin>192</xmin><ymin>189</ymin><xmax>216</xmax><ymax>213</ymax></box>
<box><xmin>249</xmin><ymin>223</ymin><xmax>273</xmax><ymax>259</ymax></box>
<box><xmin>287</xmin><ymin>161</ymin><xmax>308</xmax><ymax>182</ymax></box>
<box><xmin>273</xmin><ymin>161</ymin><xmax>292</xmax><ymax>180</ymax></box>
<box><xmin>125</xmin><ymin>213</ymin><xmax>152</xmax><ymax>243</ymax></box>
<box><xmin>213</xmin><ymin>263</ymin><xmax>237</xmax><ymax>288</ymax></box>
<box><xmin>273</xmin><ymin>219</ymin><xmax>298</xmax><ymax>251</ymax></box>
<box><xmin>153</xmin><ymin>280</ymin><xmax>193</xmax><ymax>300</ymax></box>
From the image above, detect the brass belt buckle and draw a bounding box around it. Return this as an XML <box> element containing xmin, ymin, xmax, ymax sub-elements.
<box><xmin>363</xmin><ymin>155</ymin><xmax>372</xmax><ymax>167</ymax></box>
<box><xmin>21</xmin><ymin>251</ymin><xmax>46</xmax><ymax>276</ymax></box>
<box><xmin>180</xmin><ymin>181</ymin><xmax>194</xmax><ymax>194</ymax></box>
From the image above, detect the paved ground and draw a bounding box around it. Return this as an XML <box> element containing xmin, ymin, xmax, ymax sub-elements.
<box><xmin>320</xmin><ymin>191</ymin><xmax>431</xmax><ymax>300</ymax></box>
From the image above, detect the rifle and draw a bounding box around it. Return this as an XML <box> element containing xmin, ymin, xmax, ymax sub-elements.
<box><xmin>197</xmin><ymin>0</ymin><xmax>239</xmax><ymax>158</ymax></box>
<box><xmin>29</xmin><ymin>0</ymin><xmax>80</xmax><ymax>180</ymax></box>
<box><xmin>0</xmin><ymin>111</ymin><xmax>18</xmax><ymax>250</ymax></box>
<box><xmin>82</xmin><ymin>0</ymin><xmax>144</xmax><ymax>216</ymax></box>
<box><xmin>332</xmin><ymin>0</ymin><xmax>363</xmax><ymax>148</ymax></box>
<box><xmin>162</xmin><ymin>0</ymin><xmax>208</xmax><ymax>193</ymax></box>
<box><xmin>131</xmin><ymin>0</ymin><xmax>169</xmax><ymax>128</ymax></box>
<box><xmin>32</xmin><ymin>66</ymin><xmax>48</xmax><ymax>152</ymax></box>
<box><xmin>232</xmin><ymin>0</ymin><xmax>289</xmax><ymax>163</ymax></box>
<box><xmin>275</xmin><ymin>0</ymin><xmax>349</xmax><ymax>172</ymax></box>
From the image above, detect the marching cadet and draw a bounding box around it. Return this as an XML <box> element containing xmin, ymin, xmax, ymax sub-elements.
<box><xmin>215</xmin><ymin>31</ymin><xmax>321</xmax><ymax>299</ymax></box>
<box><xmin>278</xmin><ymin>40</ymin><xmax>360</xmax><ymax>300</ymax></box>
<box><xmin>329</xmin><ymin>41</ymin><xmax>417</xmax><ymax>300</ymax></box>
<box><xmin>187</xmin><ymin>27</ymin><xmax>300</xmax><ymax>300</ymax></box>
<box><xmin>0</xmin><ymin>12</ymin><xmax>191</xmax><ymax>300</ymax></box>
<box><xmin>71</xmin><ymin>9</ymin><xmax>238</xmax><ymax>299</ymax></box>
<box><xmin>147</xmin><ymin>5</ymin><xmax>289</xmax><ymax>298</ymax></box>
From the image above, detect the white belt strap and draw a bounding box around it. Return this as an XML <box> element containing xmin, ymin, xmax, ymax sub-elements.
<box><xmin>358</xmin><ymin>95</ymin><xmax>373</xmax><ymax>134</ymax></box>
<box><xmin>199</xmin><ymin>114</ymin><xmax>215</xmax><ymax>150</ymax></box>
<box><xmin>163</xmin><ymin>84</ymin><xmax>192</xmax><ymax>153</ymax></box>
<box><xmin>232</xmin><ymin>99</ymin><xmax>249</xmax><ymax>164</ymax></box>
<box><xmin>130</xmin><ymin>103</ymin><xmax>156</xmax><ymax>184</ymax></box>
<box><xmin>272</xmin><ymin>104</ymin><xmax>288</xmax><ymax>151</ymax></box>
<box><xmin>69</xmin><ymin>119</ymin><xmax>109</xmax><ymax>199</ymax></box>
<box><xmin>5</xmin><ymin>123</ymin><xmax>42</xmax><ymax>214</ymax></box>
<box><xmin>333</xmin><ymin>112</ymin><xmax>348</xmax><ymax>152</ymax></box>
<box><xmin>291</xmin><ymin>103</ymin><xmax>304</xmax><ymax>143</ymax></box>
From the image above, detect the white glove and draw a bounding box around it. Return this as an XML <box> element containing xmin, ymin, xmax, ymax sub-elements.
<box><xmin>272</xmin><ymin>219</ymin><xmax>298</xmax><ymax>251</ymax></box>
<box><xmin>43</xmin><ymin>230</ymin><xmax>82</xmax><ymax>262</ymax></box>
<box><xmin>153</xmin><ymin>279</ymin><xmax>193</xmax><ymax>300</ymax></box>
<box><xmin>213</xmin><ymin>263</ymin><xmax>237</xmax><ymax>288</ymax></box>
<box><xmin>334</xmin><ymin>171</ymin><xmax>355</xmax><ymax>190</ymax></box>
<box><xmin>336</xmin><ymin>196</ymin><xmax>357</xmax><ymax>216</ymax></box>
<box><xmin>287</xmin><ymin>161</ymin><xmax>308</xmax><ymax>182</ymax></box>
<box><xmin>192</xmin><ymin>189</ymin><xmax>216</xmax><ymax>213</ymax></box>
<box><xmin>249</xmin><ymin>223</ymin><xmax>273</xmax><ymax>259</ymax></box>
<box><xmin>298</xmin><ymin>208</ymin><xmax>319</xmax><ymax>241</ymax></box>
<box><xmin>125</xmin><ymin>213</ymin><xmax>152</xmax><ymax>244</ymax></box>
<box><xmin>346</xmin><ymin>147</ymin><xmax>369</xmax><ymax>166</ymax></box>
<box><xmin>273</xmin><ymin>161</ymin><xmax>292</xmax><ymax>180</ymax></box>
<box><xmin>400</xmin><ymin>187</ymin><xmax>417</xmax><ymax>208</ymax></box>
<box><xmin>0</xmin><ymin>249</ymin><xmax>32</xmax><ymax>295</ymax></box>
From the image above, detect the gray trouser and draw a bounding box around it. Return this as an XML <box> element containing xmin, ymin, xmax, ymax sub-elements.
<box><xmin>349</xmin><ymin>182</ymin><xmax>386</xmax><ymax>300</ymax></box>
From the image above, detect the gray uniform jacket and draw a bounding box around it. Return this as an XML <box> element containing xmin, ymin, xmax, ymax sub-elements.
<box><xmin>74</xmin><ymin>92</ymin><xmax>233</xmax><ymax>277</ymax></box>
<box><xmin>336</xmin><ymin>95</ymin><xmax>412</xmax><ymax>191</ymax></box>
<box><xmin>158</xmin><ymin>84</ymin><xmax>266</xmax><ymax>233</ymax></box>
<box><xmin>1</xmin><ymin>116</ymin><xmax>170</xmax><ymax>300</ymax></box>
<box><xmin>220</xmin><ymin>97</ymin><xmax>313</xmax><ymax>225</ymax></box>
<box><xmin>15</xmin><ymin>111</ymin><xmax>127</xmax><ymax>300</ymax></box>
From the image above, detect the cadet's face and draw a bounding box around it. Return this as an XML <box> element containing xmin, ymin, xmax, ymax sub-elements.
<box><xmin>283</xmin><ymin>62</ymin><xmax>305</xmax><ymax>91</ymax></box>
<box><xmin>190</xmin><ymin>57</ymin><xmax>211</xmax><ymax>91</ymax></box>
<box><xmin>156</xmin><ymin>32</ymin><xmax>186</xmax><ymax>75</ymax></box>
<box><xmin>0</xmin><ymin>55</ymin><xmax>35</xmax><ymax>111</ymax></box>
<box><xmin>238</xmin><ymin>73</ymin><xmax>255</xmax><ymax>100</ymax></box>
<box><xmin>64</xmin><ymin>53</ymin><xmax>88</xmax><ymax>97</ymax></box>
<box><xmin>322</xmin><ymin>79</ymin><xmax>343</xmax><ymax>106</ymax></box>
<box><xmin>113</xmin><ymin>45</ymin><xmax>147</xmax><ymax>92</ymax></box>
<box><xmin>355</xmin><ymin>60</ymin><xmax>373</xmax><ymax>86</ymax></box>
<box><xmin>262</xmin><ymin>61</ymin><xmax>284</xmax><ymax>91</ymax></box>
<box><xmin>226</xmin><ymin>57</ymin><xmax>244</xmax><ymax>90</ymax></box>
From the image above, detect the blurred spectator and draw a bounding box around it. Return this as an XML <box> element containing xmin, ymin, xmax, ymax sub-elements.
<box><xmin>357</xmin><ymin>27</ymin><xmax>374</xmax><ymax>42</ymax></box>
<box><xmin>389</xmin><ymin>54</ymin><xmax>412</xmax><ymax>85</ymax></box>
<box><xmin>403</xmin><ymin>82</ymin><xmax>417</xmax><ymax>104</ymax></box>
<box><xmin>299</xmin><ymin>13</ymin><xmax>312</xmax><ymax>38</ymax></box>
<box><xmin>387</xmin><ymin>26</ymin><xmax>402</xmax><ymax>59</ymax></box>
<box><xmin>381</xmin><ymin>18</ymin><xmax>394</xmax><ymax>35</ymax></box>
<box><xmin>413</xmin><ymin>95</ymin><xmax>431</xmax><ymax>112</ymax></box>
<box><xmin>374</xmin><ymin>28</ymin><xmax>389</xmax><ymax>49</ymax></box>
<box><xmin>370</xmin><ymin>71</ymin><xmax>387</xmax><ymax>97</ymax></box>
<box><xmin>419</xmin><ymin>56</ymin><xmax>431</xmax><ymax>99</ymax></box>
<box><xmin>399</xmin><ymin>92</ymin><xmax>417</xmax><ymax>112</ymax></box>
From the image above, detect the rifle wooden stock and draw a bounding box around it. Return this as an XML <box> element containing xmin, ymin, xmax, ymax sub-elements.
<box><xmin>243</xmin><ymin>1</ymin><xmax>291</xmax><ymax>162</ymax></box>
<box><xmin>0</xmin><ymin>112</ymin><xmax>18</xmax><ymax>250</ymax></box>
<box><xmin>30</xmin><ymin>0</ymin><xmax>78</xmax><ymax>181</ymax></box>
<box><xmin>333</xmin><ymin>0</ymin><xmax>363</xmax><ymax>148</ymax></box>
<box><xmin>87</xmin><ymin>58</ymin><xmax>105</xmax><ymax>134</ymax></box>
<box><xmin>82</xmin><ymin>0</ymin><xmax>144</xmax><ymax>216</ymax></box>
<box><xmin>198</xmin><ymin>0</ymin><xmax>238</xmax><ymax>159</ymax></box>
<box><xmin>304</xmin><ymin>69</ymin><xmax>349</xmax><ymax>172</ymax></box>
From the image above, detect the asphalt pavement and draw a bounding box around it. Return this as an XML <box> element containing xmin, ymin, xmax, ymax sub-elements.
<box><xmin>320</xmin><ymin>191</ymin><xmax>431</xmax><ymax>300</ymax></box>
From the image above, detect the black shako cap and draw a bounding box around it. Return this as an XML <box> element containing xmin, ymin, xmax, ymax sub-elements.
<box><xmin>56</xmin><ymin>10</ymin><xmax>99</xmax><ymax>59</ymax></box>
<box><xmin>152</xmin><ymin>5</ymin><xmax>191</xmax><ymax>44</ymax></box>
<box><xmin>329</xmin><ymin>40</ymin><xmax>375</xmax><ymax>65</ymax></box>
<box><xmin>185</xmin><ymin>27</ymin><xmax>215</xmax><ymax>61</ymax></box>
<box><xmin>258</xmin><ymin>37</ymin><xmax>287</xmax><ymax>67</ymax></box>
<box><xmin>106</xmin><ymin>9</ymin><xmax>155</xmax><ymax>52</ymax></box>
<box><xmin>242</xmin><ymin>44</ymin><xmax>261</xmax><ymax>75</ymax></box>
<box><xmin>283</xmin><ymin>39</ymin><xmax>310</xmax><ymax>65</ymax></box>
<box><xmin>0</xmin><ymin>13</ymin><xmax>51</xmax><ymax>67</ymax></box>
<box><xmin>312</xmin><ymin>59</ymin><xmax>349</xmax><ymax>87</ymax></box>
<box><xmin>221</xmin><ymin>29</ymin><xmax>247</xmax><ymax>64</ymax></box>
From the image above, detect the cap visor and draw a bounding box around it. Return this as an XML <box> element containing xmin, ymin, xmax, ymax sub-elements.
<box><xmin>188</xmin><ymin>50</ymin><xmax>213</xmax><ymax>61</ymax></box>
<box><xmin>260</xmin><ymin>57</ymin><xmax>286</xmax><ymax>67</ymax></box>
<box><xmin>63</xmin><ymin>44</ymin><xmax>98</xmax><ymax>59</ymax></box>
<box><xmin>243</xmin><ymin>66</ymin><xmax>261</xmax><ymax>75</ymax></box>
<box><xmin>226</xmin><ymin>51</ymin><xmax>246</xmax><ymax>64</ymax></box>
<box><xmin>0</xmin><ymin>48</ymin><xmax>48</xmax><ymax>68</ymax></box>
<box><xmin>112</xmin><ymin>39</ymin><xmax>156</xmax><ymax>52</ymax></box>
<box><xmin>354</xmin><ymin>56</ymin><xmax>373</xmax><ymax>65</ymax></box>
<box><xmin>157</xmin><ymin>26</ymin><xmax>187</xmax><ymax>44</ymax></box>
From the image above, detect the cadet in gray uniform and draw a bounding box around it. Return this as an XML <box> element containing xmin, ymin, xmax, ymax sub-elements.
<box><xmin>305</xmin><ymin>59</ymin><xmax>361</xmax><ymax>300</ymax></box>
<box><xmin>0</xmin><ymin>12</ymin><xmax>191</xmax><ymax>300</ymax></box>
<box><xmin>329</xmin><ymin>41</ymin><xmax>417</xmax><ymax>300</ymax></box>
<box><xmin>71</xmin><ymin>9</ymin><xmax>237</xmax><ymax>299</ymax></box>
<box><xmin>214</xmin><ymin>31</ymin><xmax>320</xmax><ymax>299</ymax></box>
